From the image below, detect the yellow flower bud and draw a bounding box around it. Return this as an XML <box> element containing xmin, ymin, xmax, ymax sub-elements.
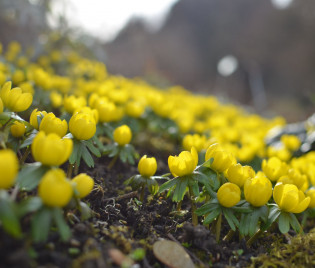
<box><xmin>168</xmin><ymin>147</ymin><xmax>198</xmax><ymax>177</ymax></box>
<box><xmin>0</xmin><ymin>149</ymin><xmax>19</xmax><ymax>189</ymax></box>
<box><xmin>50</xmin><ymin>91</ymin><xmax>63</xmax><ymax>108</ymax></box>
<box><xmin>125</xmin><ymin>101</ymin><xmax>145</xmax><ymax>118</ymax></box>
<box><xmin>262</xmin><ymin>157</ymin><xmax>288</xmax><ymax>182</ymax></box>
<box><xmin>74</xmin><ymin>106</ymin><xmax>99</xmax><ymax>124</ymax></box>
<box><xmin>71</xmin><ymin>173</ymin><xmax>94</xmax><ymax>198</ymax></box>
<box><xmin>226</xmin><ymin>164</ymin><xmax>255</xmax><ymax>188</ymax></box>
<box><xmin>31</xmin><ymin>131</ymin><xmax>73</xmax><ymax>166</ymax></box>
<box><xmin>281</xmin><ymin>134</ymin><xmax>301</xmax><ymax>151</ymax></box>
<box><xmin>10</xmin><ymin>121</ymin><xmax>26</xmax><ymax>138</ymax></box>
<box><xmin>138</xmin><ymin>155</ymin><xmax>157</xmax><ymax>177</ymax></box>
<box><xmin>0</xmin><ymin>81</ymin><xmax>33</xmax><ymax>112</ymax></box>
<box><xmin>96</xmin><ymin>100</ymin><xmax>120</xmax><ymax>123</ymax></box>
<box><xmin>39</xmin><ymin>113</ymin><xmax>68</xmax><ymax>137</ymax></box>
<box><xmin>217</xmin><ymin>182</ymin><xmax>241</xmax><ymax>208</ymax></box>
<box><xmin>12</xmin><ymin>70</ymin><xmax>25</xmax><ymax>85</ymax></box>
<box><xmin>205</xmin><ymin>143</ymin><xmax>222</xmax><ymax>161</ymax></box>
<box><xmin>38</xmin><ymin>169</ymin><xmax>73</xmax><ymax>207</ymax></box>
<box><xmin>18</xmin><ymin>81</ymin><xmax>34</xmax><ymax>95</ymax></box>
<box><xmin>63</xmin><ymin>95</ymin><xmax>87</xmax><ymax>114</ymax></box>
<box><xmin>244</xmin><ymin>173</ymin><xmax>272</xmax><ymax>207</ymax></box>
<box><xmin>182</xmin><ymin>134</ymin><xmax>207</xmax><ymax>152</ymax></box>
<box><xmin>69</xmin><ymin>112</ymin><xmax>96</xmax><ymax>140</ymax></box>
<box><xmin>278</xmin><ymin>168</ymin><xmax>308</xmax><ymax>190</ymax></box>
<box><xmin>29</xmin><ymin>109</ymin><xmax>47</xmax><ymax>130</ymax></box>
<box><xmin>273</xmin><ymin>183</ymin><xmax>310</xmax><ymax>213</ymax></box>
<box><xmin>306</xmin><ymin>189</ymin><xmax>315</xmax><ymax>209</ymax></box>
<box><xmin>211</xmin><ymin>150</ymin><xmax>236</xmax><ymax>173</ymax></box>
<box><xmin>113</xmin><ymin>125</ymin><xmax>132</xmax><ymax>146</ymax></box>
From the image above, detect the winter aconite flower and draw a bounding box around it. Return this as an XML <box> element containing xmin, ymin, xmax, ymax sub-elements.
<box><xmin>38</xmin><ymin>169</ymin><xmax>73</xmax><ymax>207</ymax></box>
<box><xmin>113</xmin><ymin>125</ymin><xmax>132</xmax><ymax>146</ymax></box>
<box><xmin>71</xmin><ymin>173</ymin><xmax>94</xmax><ymax>199</ymax></box>
<box><xmin>244</xmin><ymin>172</ymin><xmax>272</xmax><ymax>207</ymax></box>
<box><xmin>306</xmin><ymin>189</ymin><xmax>315</xmax><ymax>209</ymax></box>
<box><xmin>0</xmin><ymin>97</ymin><xmax>3</xmax><ymax>113</ymax></box>
<box><xmin>217</xmin><ymin>182</ymin><xmax>241</xmax><ymax>208</ymax></box>
<box><xmin>0</xmin><ymin>149</ymin><xmax>19</xmax><ymax>189</ymax></box>
<box><xmin>29</xmin><ymin>109</ymin><xmax>47</xmax><ymax>130</ymax></box>
<box><xmin>273</xmin><ymin>183</ymin><xmax>310</xmax><ymax>213</ymax></box>
<box><xmin>10</xmin><ymin>121</ymin><xmax>26</xmax><ymax>138</ymax></box>
<box><xmin>206</xmin><ymin>145</ymin><xmax>236</xmax><ymax>173</ymax></box>
<box><xmin>226</xmin><ymin>164</ymin><xmax>255</xmax><ymax>188</ymax></box>
<box><xmin>262</xmin><ymin>157</ymin><xmax>288</xmax><ymax>182</ymax></box>
<box><xmin>0</xmin><ymin>81</ymin><xmax>33</xmax><ymax>112</ymax></box>
<box><xmin>138</xmin><ymin>155</ymin><xmax>157</xmax><ymax>177</ymax></box>
<box><xmin>168</xmin><ymin>147</ymin><xmax>198</xmax><ymax>177</ymax></box>
<box><xmin>69</xmin><ymin>112</ymin><xmax>96</xmax><ymax>140</ymax></box>
<box><xmin>31</xmin><ymin>131</ymin><xmax>73</xmax><ymax>166</ymax></box>
<box><xmin>39</xmin><ymin>113</ymin><xmax>68</xmax><ymax>137</ymax></box>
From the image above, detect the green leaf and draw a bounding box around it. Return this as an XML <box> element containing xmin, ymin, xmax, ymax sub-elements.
<box><xmin>193</xmin><ymin>171</ymin><xmax>216</xmax><ymax>198</ymax></box>
<box><xmin>52</xmin><ymin>208</ymin><xmax>71</xmax><ymax>241</ymax></box>
<box><xmin>262</xmin><ymin>205</ymin><xmax>281</xmax><ymax>231</ymax></box>
<box><xmin>189</xmin><ymin>180</ymin><xmax>200</xmax><ymax>197</ymax></box>
<box><xmin>158</xmin><ymin>178</ymin><xmax>179</xmax><ymax>193</ymax></box>
<box><xmin>20</xmin><ymin>130</ymin><xmax>37</xmax><ymax>149</ymax></box>
<box><xmin>17</xmin><ymin>197</ymin><xmax>43</xmax><ymax>217</ymax></box>
<box><xmin>31</xmin><ymin>207</ymin><xmax>52</xmax><ymax>242</ymax></box>
<box><xmin>278</xmin><ymin>212</ymin><xmax>290</xmax><ymax>234</ymax></box>
<box><xmin>200</xmin><ymin>157</ymin><xmax>214</xmax><ymax>168</ymax></box>
<box><xmin>92</xmin><ymin>135</ymin><xmax>104</xmax><ymax>151</ymax></box>
<box><xmin>204</xmin><ymin>208</ymin><xmax>221</xmax><ymax>225</ymax></box>
<box><xmin>17</xmin><ymin>163</ymin><xmax>49</xmax><ymax>191</ymax></box>
<box><xmin>83</xmin><ymin>140</ymin><xmax>101</xmax><ymax>157</ymax></box>
<box><xmin>0</xmin><ymin>199</ymin><xmax>22</xmax><ymax>238</ymax></box>
<box><xmin>222</xmin><ymin>208</ymin><xmax>239</xmax><ymax>231</ymax></box>
<box><xmin>288</xmin><ymin>213</ymin><xmax>301</xmax><ymax>233</ymax></box>
<box><xmin>233</xmin><ymin>202</ymin><xmax>252</xmax><ymax>213</ymax></box>
<box><xmin>195</xmin><ymin>199</ymin><xmax>220</xmax><ymax>216</ymax></box>
<box><xmin>69</xmin><ymin>140</ymin><xmax>80</xmax><ymax>164</ymax></box>
<box><xmin>79</xmin><ymin>201</ymin><xmax>92</xmax><ymax>220</ymax></box>
<box><xmin>146</xmin><ymin>179</ymin><xmax>159</xmax><ymax>195</ymax></box>
<box><xmin>81</xmin><ymin>145</ymin><xmax>94</xmax><ymax>168</ymax></box>
<box><xmin>172</xmin><ymin>178</ymin><xmax>188</xmax><ymax>202</ymax></box>
<box><xmin>248</xmin><ymin>209</ymin><xmax>260</xmax><ymax>236</ymax></box>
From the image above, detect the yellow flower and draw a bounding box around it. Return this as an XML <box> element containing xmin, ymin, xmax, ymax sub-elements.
<box><xmin>10</xmin><ymin>121</ymin><xmax>26</xmax><ymax>138</ymax></box>
<box><xmin>244</xmin><ymin>173</ymin><xmax>272</xmax><ymax>207</ymax></box>
<box><xmin>96</xmin><ymin>100</ymin><xmax>122</xmax><ymax>123</ymax></box>
<box><xmin>74</xmin><ymin>106</ymin><xmax>99</xmax><ymax>124</ymax></box>
<box><xmin>71</xmin><ymin>173</ymin><xmax>94</xmax><ymax>199</ymax></box>
<box><xmin>12</xmin><ymin>70</ymin><xmax>25</xmax><ymax>85</ymax></box>
<box><xmin>273</xmin><ymin>183</ymin><xmax>310</xmax><ymax>213</ymax></box>
<box><xmin>306</xmin><ymin>189</ymin><xmax>315</xmax><ymax>209</ymax></box>
<box><xmin>63</xmin><ymin>95</ymin><xmax>87</xmax><ymax>114</ymax></box>
<box><xmin>39</xmin><ymin>113</ymin><xmax>68</xmax><ymax>137</ymax></box>
<box><xmin>31</xmin><ymin>131</ymin><xmax>73</xmax><ymax>166</ymax></box>
<box><xmin>281</xmin><ymin>134</ymin><xmax>301</xmax><ymax>151</ymax></box>
<box><xmin>168</xmin><ymin>147</ymin><xmax>198</xmax><ymax>177</ymax></box>
<box><xmin>50</xmin><ymin>91</ymin><xmax>63</xmax><ymax>108</ymax></box>
<box><xmin>69</xmin><ymin>112</ymin><xmax>96</xmax><ymax>140</ymax></box>
<box><xmin>226</xmin><ymin>164</ymin><xmax>255</xmax><ymax>187</ymax></box>
<box><xmin>210</xmin><ymin>150</ymin><xmax>236</xmax><ymax>173</ymax></box>
<box><xmin>182</xmin><ymin>134</ymin><xmax>207</xmax><ymax>152</ymax></box>
<box><xmin>18</xmin><ymin>81</ymin><xmax>34</xmax><ymax>95</ymax></box>
<box><xmin>113</xmin><ymin>125</ymin><xmax>132</xmax><ymax>146</ymax></box>
<box><xmin>0</xmin><ymin>81</ymin><xmax>33</xmax><ymax>112</ymax></box>
<box><xmin>217</xmin><ymin>183</ymin><xmax>241</xmax><ymax>208</ymax></box>
<box><xmin>0</xmin><ymin>149</ymin><xmax>19</xmax><ymax>189</ymax></box>
<box><xmin>125</xmin><ymin>101</ymin><xmax>145</xmax><ymax>118</ymax></box>
<box><xmin>138</xmin><ymin>155</ymin><xmax>157</xmax><ymax>177</ymax></box>
<box><xmin>262</xmin><ymin>157</ymin><xmax>288</xmax><ymax>182</ymax></box>
<box><xmin>38</xmin><ymin>169</ymin><xmax>73</xmax><ymax>207</ymax></box>
<box><xmin>0</xmin><ymin>97</ymin><xmax>3</xmax><ymax>113</ymax></box>
<box><xmin>29</xmin><ymin>109</ymin><xmax>47</xmax><ymax>129</ymax></box>
<box><xmin>278</xmin><ymin>169</ymin><xmax>308</xmax><ymax>190</ymax></box>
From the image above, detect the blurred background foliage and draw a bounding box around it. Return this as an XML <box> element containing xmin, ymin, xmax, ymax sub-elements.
<box><xmin>0</xmin><ymin>0</ymin><xmax>314</xmax><ymax>121</ymax></box>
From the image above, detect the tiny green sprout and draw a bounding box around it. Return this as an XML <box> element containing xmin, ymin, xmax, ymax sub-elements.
<box><xmin>103</xmin><ymin>125</ymin><xmax>139</xmax><ymax>169</ymax></box>
<box><xmin>129</xmin><ymin>248</ymin><xmax>146</xmax><ymax>261</ymax></box>
<box><xmin>125</xmin><ymin>155</ymin><xmax>164</xmax><ymax>202</ymax></box>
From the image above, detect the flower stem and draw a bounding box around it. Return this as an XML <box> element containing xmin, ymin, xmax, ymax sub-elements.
<box><xmin>176</xmin><ymin>201</ymin><xmax>182</xmax><ymax>211</ymax></box>
<box><xmin>189</xmin><ymin>186</ymin><xmax>198</xmax><ymax>226</ymax></box>
<box><xmin>215</xmin><ymin>213</ymin><xmax>222</xmax><ymax>242</ymax></box>
<box><xmin>223</xmin><ymin>229</ymin><xmax>235</xmax><ymax>242</ymax></box>
<box><xmin>139</xmin><ymin>186</ymin><xmax>145</xmax><ymax>203</ymax></box>
<box><xmin>246</xmin><ymin>229</ymin><xmax>263</xmax><ymax>247</ymax></box>
<box><xmin>20</xmin><ymin>146</ymin><xmax>31</xmax><ymax>165</ymax></box>
<box><xmin>108</xmin><ymin>154</ymin><xmax>118</xmax><ymax>170</ymax></box>
<box><xmin>67</xmin><ymin>163</ymin><xmax>74</xmax><ymax>179</ymax></box>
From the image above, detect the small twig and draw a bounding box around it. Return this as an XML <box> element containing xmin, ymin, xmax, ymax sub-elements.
<box><xmin>215</xmin><ymin>213</ymin><xmax>222</xmax><ymax>243</ymax></box>
<box><xmin>67</xmin><ymin>163</ymin><xmax>74</xmax><ymax>179</ymax></box>
<box><xmin>10</xmin><ymin>185</ymin><xmax>19</xmax><ymax>201</ymax></box>
<box><xmin>103</xmin><ymin>191</ymin><xmax>138</xmax><ymax>203</ymax></box>
<box><xmin>167</xmin><ymin>233</ymin><xmax>208</xmax><ymax>267</ymax></box>
<box><xmin>246</xmin><ymin>229</ymin><xmax>263</xmax><ymax>248</ymax></box>
<box><xmin>223</xmin><ymin>229</ymin><xmax>235</xmax><ymax>242</ymax></box>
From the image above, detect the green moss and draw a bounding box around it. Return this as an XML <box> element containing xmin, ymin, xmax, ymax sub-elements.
<box><xmin>249</xmin><ymin>229</ymin><xmax>315</xmax><ymax>267</ymax></box>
